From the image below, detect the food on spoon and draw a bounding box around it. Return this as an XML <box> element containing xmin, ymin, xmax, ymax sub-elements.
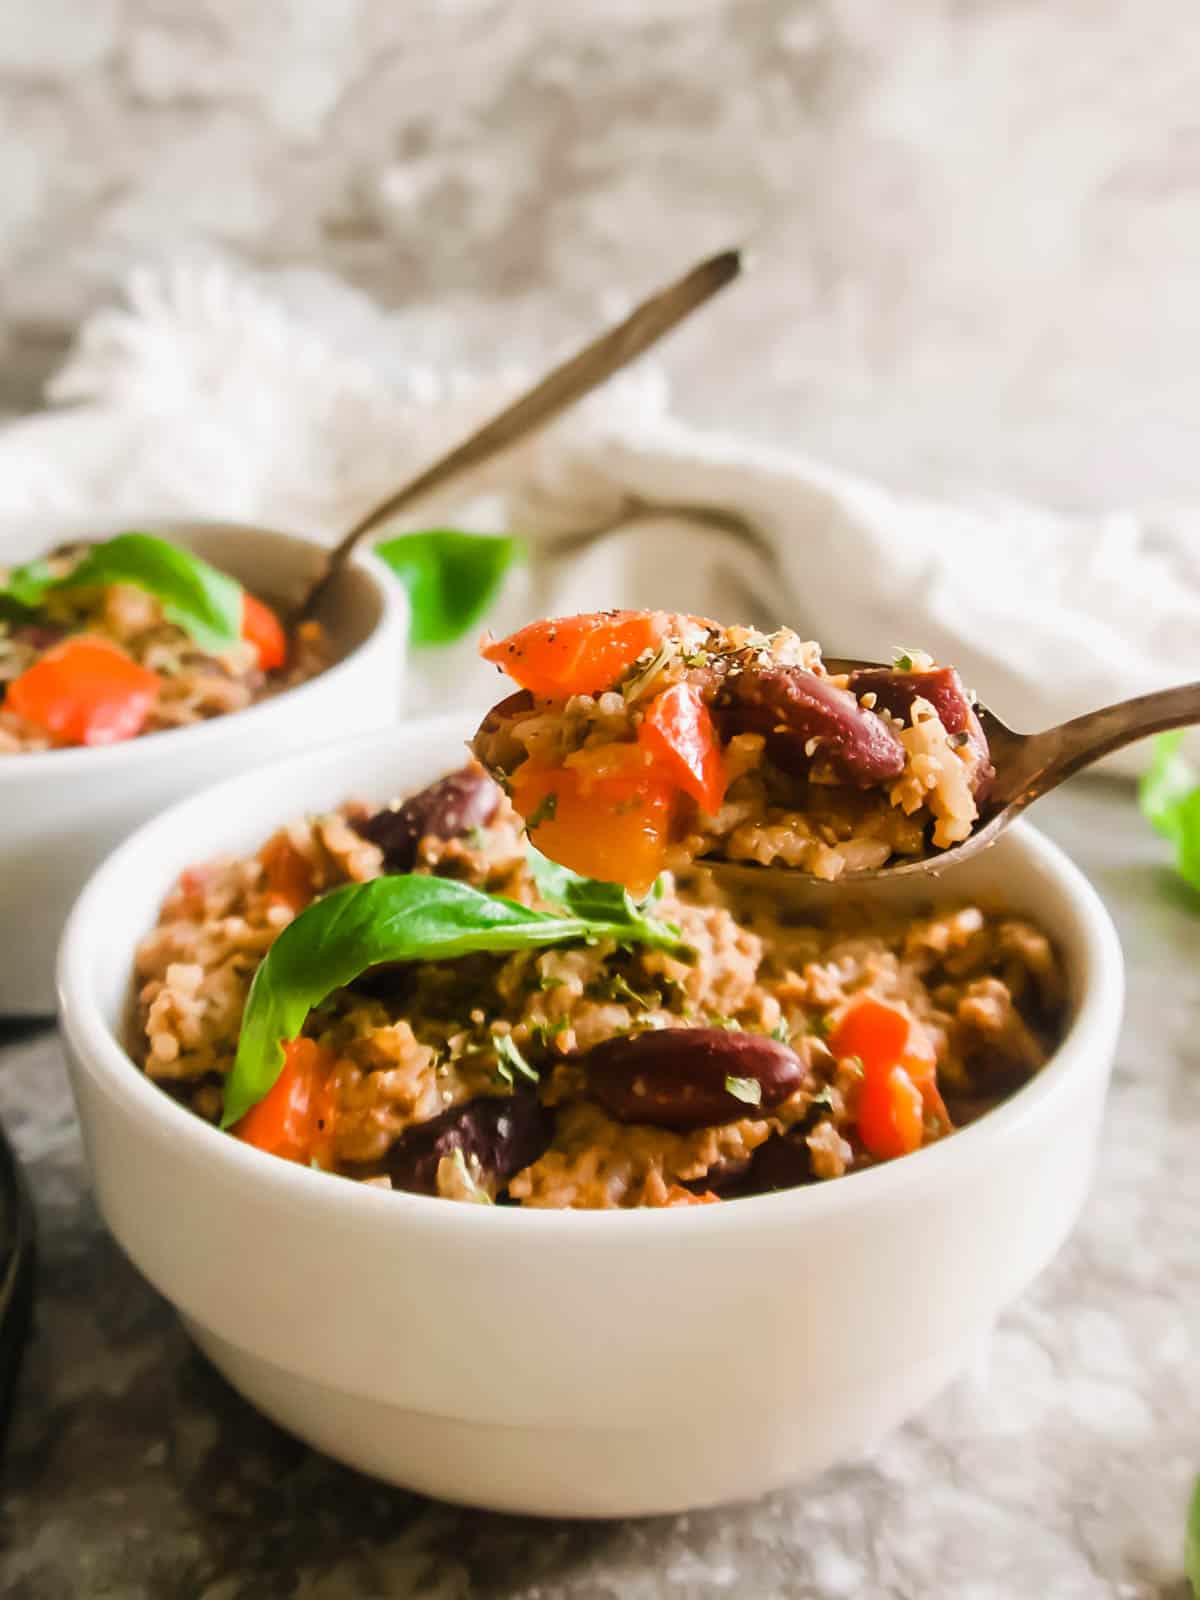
<box><xmin>132</xmin><ymin>762</ymin><xmax>1065</xmax><ymax>1209</ymax></box>
<box><xmin>472</xmin><ymin>611</ymin><xmax>994</xmax><ymax>888</ymax></box>
<box><xmin>0</xmin><ymin>532</ymin><xmax>330</xmax><ymax>752</ymax></box>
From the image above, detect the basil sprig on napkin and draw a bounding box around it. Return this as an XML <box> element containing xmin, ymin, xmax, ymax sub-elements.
<box><xmin>373</xmin><ymin>529</ymin><xmax>524</xmax><ymax>646</ymax></box>
<box><xmin>221</xmin><ymin>871</ymin><xmax>686</xmax><ymax>1127</ymax></box>
<box><xmin>1139</xmin><ymin>732</ymin><xmax>1200</xmax><ymax>894</ymax></box>
<box><xmin>0</xmin><ymin>532</ymin><xmax>244</xmax><ymax>655</ymax></box>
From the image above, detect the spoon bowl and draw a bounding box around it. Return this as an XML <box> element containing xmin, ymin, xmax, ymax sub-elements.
<box><xmin>710</xmin><ymin>658</ymin><xmax>1200</xmax><ymax>885</ymax></box>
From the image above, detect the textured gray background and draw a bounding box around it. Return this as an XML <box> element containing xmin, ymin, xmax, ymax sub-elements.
<box><xmin>1</xmin><ymin>0</ymin><xmax>1198</xmax><ymax>507</ymax></box>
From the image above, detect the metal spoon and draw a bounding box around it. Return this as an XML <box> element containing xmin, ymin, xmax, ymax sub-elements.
<box><xmin>712</xmin><ymin>658</ymin><xmax>1200</xmax><ymax>884</ymax></box>
<box><xmin>293</xmin><ymin>247</ymin><xmax>743</xmax><ymax>622</ymax></box>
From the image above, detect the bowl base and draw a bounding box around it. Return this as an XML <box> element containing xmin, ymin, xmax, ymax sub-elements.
<box><xmin>184</xmin><ymin>1315</ymin><xmax>981</xmax><ymax>1518</ymax></box>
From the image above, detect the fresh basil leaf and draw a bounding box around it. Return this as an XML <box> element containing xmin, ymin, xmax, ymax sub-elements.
<box><xmin>1187</xmin><ymin>1475</ymin><xmax>1200</xmax><ymax>1599</ymax></box>
<box><xmin>526</xmin><ymin>844</ymin><xmax>675</xmax><ymax>937</ymax></box>
<box><xmin>724</xmin><ymin>1075</ymin><xmax>762</xmax><ymax>1106</ymax></box>
<box><xmin>0</xmin><ymin>532</ymin><xmax>243</xmax><ymax>655</ymax></box>
<box><xmin>1139</xmin><ymin>733</ymin><xmax>1200</xmax><ymax>893</ymax></box>
<box><xmin>222</xmin><ymin>873</ymin><xmax>687</xmax><ymax>1126</ymax></box>
<box><xmin>2</xmin><ymin>559</ymin><xmax>57</xmax><ymax>609</ymax></box>
<box><xmin>526</xmin><ymin>845</ymin><xmax>583</xmax><ymax>909</ymax></box>
<box><xmin>373</xmin><ymin>529</ymin><xmax>525</xmax><ymax>647</ymax></box>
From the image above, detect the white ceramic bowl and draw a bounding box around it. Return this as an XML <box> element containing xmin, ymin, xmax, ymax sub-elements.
<box><xmin>0</xmin><ymin>517</ymin><xmax>408</xmax><ymax>1015</ymax></box>
<box><xmin>58</xmin><ymin>720</ymin><xmax>1123</xmax><ymax>1518</ymax></box>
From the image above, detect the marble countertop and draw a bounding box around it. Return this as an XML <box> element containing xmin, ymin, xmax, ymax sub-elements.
<box><xmin>0</xmin><ymin>778</ymin><xmax>1196</xmax><ymax>1599</ymax></box>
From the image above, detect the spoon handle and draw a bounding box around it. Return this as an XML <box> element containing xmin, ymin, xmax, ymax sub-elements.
<box><xmin>296</xmin><ymin>247</ymin><xmax>743</xmax><ymax>620</ymax></box>
<box><xmin>1017</xmin><ymin>679</ymin><xmax>1200</xmax><ymax>793</ymax></box>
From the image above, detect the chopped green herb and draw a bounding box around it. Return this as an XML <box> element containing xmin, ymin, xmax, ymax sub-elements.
<box><xmin>892</xmin><ymin>649</ymin><xmax>916</xmax><ymax>673</ymax></box>
<box><xmin>724</xmin><ymin>1075</ymin><xmax>763</xmax><ymax>1107</ymax></box>
<box><xmin>492</xmin><ymin>1032</ymin><xmax>539</xmax><ymax>1086</ymax></box>
<box><xmin>536</xmin><ymin>972</ymin><xmax>565</xmax><ymax>992</ymax></box>
<box><xmin>606</xmin><ymin>973</ymin><xmax>656</xmax><ymax>1011</ymax></box>
<box><xmin>446</xmin><ymin>1147</ymin><xmax>494</xmax><ymax>1205</ymax></box>
<box><xmin>532</xmin><ymin>1016</ymin><xmax>569</xmax><ymax>1046</ymax></box>
<box><xmin>1186</xmin><ymin>1474</ymin><xmax>1200</xmax><ymax>1598</ymax></box>
<box><xmin>807</xmin><ymin>1012</ymin><xmax>834</xmax><ymax>1039</ymax></box>
<box><xmin>708</xmin><ymin>1014</ymin><xmax>744</xmax><ymax>1031</ymax></box>
<box><xmin>770</xmin><ymin>1018</ymin><xmax>792</xmax><ymax>1043</ymax></box>
<box><xmin>526</xmin><ymin>791</ymin><xmax>558</xmax><ymax>831</ymax></box>
<box><xmin>622</xmin><ymin>640</ymin><xmax>675</xmax><ymax>703</ymax></box>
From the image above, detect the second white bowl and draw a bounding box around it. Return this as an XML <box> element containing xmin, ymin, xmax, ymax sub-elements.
<box><xmin>0</xmin><ymin>516</ymin><xmax>408</xmax><ymax>1015</ymax></box>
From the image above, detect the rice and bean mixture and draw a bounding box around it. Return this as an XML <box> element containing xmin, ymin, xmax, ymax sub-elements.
<box><xmin>133</xmin><ymin>764</ymin><xmax>1066</xmax><ymax>1209</ymax></box>
<box><xmin>474</xmin><ymin>612</ymin><xmax>994</xmax><ymax>882</ymax></box>
<box><xmin>0</xmin><ymin>544</ymin><xmax>329</xmax><ymax>754</ymax></box>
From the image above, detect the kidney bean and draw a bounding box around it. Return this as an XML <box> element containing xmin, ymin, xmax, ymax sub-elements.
<box><xmin>845</xmin><ymin>666</ymin><xmax>993</xmax><ymax>798</ymax></box>
<box><xmin>717</xmin><ymin>666</ymin><xmax>905</xmax><ymax>786</ymax></box>
<box><xmin>9</xmin><ymin>621</ymin><xmax>68</xmax><ymax>652</ymax></box>
<box><xmin>354</xmin><ymin>764</ymin><xmax>501</xmax><ymax>873</ymax></box>
<box><xmin>387</xmin><ymin>1093</ymin><xmax>553</xmax><ymax>1197</ymax></box>
<box><xmin>731</xmin><ymin>1132</ymin><xmax>815</xmax><ymax>1196</ymax></box>
<box><xmin>585</xmin><ymin>1027</ymin><xmax>803</xmax><ymax>1130</ymax></box>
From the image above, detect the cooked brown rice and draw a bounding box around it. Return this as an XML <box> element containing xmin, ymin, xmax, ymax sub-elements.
<box><xmin>132</xmin><ymin>765</ymin><xmax>1066</xmax><ymax>1210</ymax></box>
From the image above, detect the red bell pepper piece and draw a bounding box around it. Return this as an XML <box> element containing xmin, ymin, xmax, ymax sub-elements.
<box><xmin>480</xmin><ymin>610</ymin><xmax>677</xmax><ymax>698</ymax></box>
<box><xmin>233</xmin><ymin>1038</ymin><xmax>337</xmax><ymax>1166</ymax></box>
<box><xmin>662</xmin><ymin>1185</ymin><xmax>721</xmax><ymax>1207</ymax></box>
<box><xmin>639</xmin><ymin>681</ymin><xmax>726</xmax><ymax>815</ymax></box>
<box><xmin>241</xmin><ymin>592</ymin><xmax>288</xmax><ymax>672</ymax></box>
<box><xmin>828</xmin><ymin>996</ymin><xmax>948</xmax><ymax>1160</ymax></box>
<box><xmin>6</xmin><ymin>635</ymin><xmax>161</xmax><ymax>747</ymax></box>
<box><xmin>258</xmin><ymin>834</ymin><xmax>314</xmax><ymax>913</ymax></box>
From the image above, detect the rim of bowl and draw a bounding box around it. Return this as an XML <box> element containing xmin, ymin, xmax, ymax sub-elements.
<box><xmin>0</xmin><ymin>525</ymin><xmax>409</xmax><ymax>781</ymax></box>
<box><xmin>57</xmin><ymin>719</ymin><xmax>1125</xmax><ymax>1239</ymax></box>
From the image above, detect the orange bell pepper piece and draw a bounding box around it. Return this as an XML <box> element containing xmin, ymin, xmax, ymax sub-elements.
<box><xmin>233</xmin><ymin>1038</ymin><xmax>337</xmax><ymax>1167</ymax></box>
<box><xmin>480</xmin><ymin>610</ymin><xmax>677</xmax><ymax>698</ymax></box>
<box><xmin>512</xmin><ymin>744</ymin><xmax>674</xmax><ymax>897</ymax></box>
<box><xmin>241</xmin><ymin>592</ymin><xmax>288</xmax><ymax>672</ymax></box>
<box><xmin>855</xmin><ymin>1062</ymin><xmax>925</xmax><ymax>1161</ymax></box>
<box><xmin>828</xmin><ymin>996</ymin><xmax>948</xmax><ymax>1160</ymax></box>
<box><xmin>639</xmin><ymin>681</ymin><xmax>726</xmax><ymax>815</ymax></box>
<box><xmin>258</xmin><ymin>833</ymin><xmax>314</xmax><ymax>913</ymax></box>
<box><xmin>6</xmin><ymin>634</ymin><xmax>161</xmax><ymax>747</ymax></box>
<box><xmin>662</xmin><ymin>1185</ymin><xmax>721</xmax><ymax>1207</ymax></box>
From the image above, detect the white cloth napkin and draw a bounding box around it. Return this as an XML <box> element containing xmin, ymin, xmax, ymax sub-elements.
<box><xmin>0</xmin><ymin>256</ymin><xmax>1194</xmax><ymax>770</ymax></box>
